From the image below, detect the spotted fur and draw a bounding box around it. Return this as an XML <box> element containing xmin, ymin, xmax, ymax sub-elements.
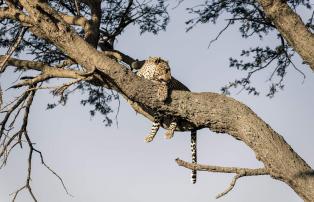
<box><xmin>191</xmin><ymin>130</ymin><xmax>197</xmax><ymax>184</ymax></box>
<box><xmin>137</xmin><ymin>57</ymin><xmax>171</xmax><ymax>83</ymax></box>
<box><xmin>136</xmin><ymin>56</ymin><xmax>197</xmax><ymax>184</ymax></box>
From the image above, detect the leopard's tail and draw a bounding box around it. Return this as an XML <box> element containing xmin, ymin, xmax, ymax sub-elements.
<box><xmin>191</xmin><ymin>130</ymin><xmax>197</xmax><ymax>184</ymax></box>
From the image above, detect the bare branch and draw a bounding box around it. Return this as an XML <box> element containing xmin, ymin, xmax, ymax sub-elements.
<box><xmin>33</xmin><ymin>148</ymin><xmax>73</xmax><ymax>196</ymax></box>
<box><xmin>0</xmin><ymin>131</ymin><xmax>20</xmax><ymax>160</ymax></box>
<box><xmin>216</xmin><ymin>173</ymin><xmax>243</xmax><ymax>199</ymax></box>
<box><xmin>176</xmin><ymin>158</ymin><xmax>268</xmax><ymax>198</ymax></box>
<box><xmin>9</xmin><ymin>89</ymin><xmax>38</xmax><ymax>201</ymax></box>
<box><xmin>175</xmin><ymin>158</ymin><xmax>268</xmax><ymax>175</ymax></box>
<box><xmin>10</xmin><ymin>74</ymin><xmax>51</xmax><ymax>89</ymax></box>
<box><xmin>74</xmin><ymin>0</ymin><xmax>81</xmax><ymax>16</ymax></box>
<box><xmin>0</xmin><ymin>91</ymin><xmax>29</xmax><ymax>140</ymax></box>
<box><xmin>278</xmin><ymin>35</ymin><xmax>306</xmax><ymax>82</ymax></box>
<box><xmin>208</xmin><ymin>20</ymin><xmax>232</xmax><ymax>48</ymax></box>
<box><xmin>0</xmin><ymin>56</ymin><xmax>89</xmax><ymax>84</ymax></box>
<box><xmin>172</xmin><ymin>0</ymin><xmax>184</xmax><ymax>9</ymax></box>
<box><xmin>52</xmin><ymin>77</ymin><xmax>86</xmax><ymax>96</ymax></box>
<box><xmin>0</xmin><ymin>85</ymin><xmax>2</xmax><ymax>109</ymax></box>
<box><xmin>0</xmin><ymin>141</ymin><xmax>19</xmax><ymax>169</ymax></box>
<box><xmin>0</xmin><ymin>27</ymin><xmax>28</xmax><ymax>73</ymax></box>
<box><xmin>1</xmin><ymin>83</ymin><xmax>71</xmax><ymax>200</ymax></box>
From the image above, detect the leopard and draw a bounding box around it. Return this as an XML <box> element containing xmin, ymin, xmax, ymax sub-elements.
<box><xmin>136</xmin><ymin>56</ymin><xmax>197</xmax><ymax>184</ymax></box>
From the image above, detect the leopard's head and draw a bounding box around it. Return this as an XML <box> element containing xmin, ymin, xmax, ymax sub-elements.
<box><xmin>150</xmin><ymin>57</ymin><xmax>171</xmax><ymax>83</ymax></box>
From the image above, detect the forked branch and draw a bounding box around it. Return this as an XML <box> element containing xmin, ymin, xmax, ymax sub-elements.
<box><xmin>176</xmin><ymin>158</ymin><xmax>268</xmax><ymax>198</ymax></box>
<box><xmin>1</xmin><ymin>87</ymin><xmax>71</xmax><ymax>202</ymax></box>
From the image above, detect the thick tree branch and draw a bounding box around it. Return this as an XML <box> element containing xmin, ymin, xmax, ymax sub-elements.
<box><xmin>0</xmin><ymin>56</ymin><xmax>85</xmax><ymax>79</ymax></box>
<box><xmin>60</xmin><ymin>14</ymin><xmax>90</xmax><ymax>28</ymax></box>
<box><xmin>85</xmin><ymin>0</ymin><xmax>101</xmax><ymax>46</ymax></box>
<box><xmin>256</xmin><ymin>0</ymin><xmax>314</xmax><ymax>70</ymax></box>
<box><xmin>0</xmin><ymin>7</ymin><xmax>32</xmax><ymax>24</ymax></box>
<box><xmin>59</xmin><ymin>0</ymin><xmax>101</xmax><ymax>46</ymax></box>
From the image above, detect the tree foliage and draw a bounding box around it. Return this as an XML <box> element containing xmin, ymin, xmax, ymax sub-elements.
<box><xmin>185</xmin><ymin>0</ymin><xmax>313</xmax><ymax>97</ymax></box>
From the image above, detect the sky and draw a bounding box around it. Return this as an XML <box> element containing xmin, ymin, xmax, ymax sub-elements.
<box><xmin>0</xmin><ymin>1</ymin><xmax>314</xmax><ymax>202</ymax></box>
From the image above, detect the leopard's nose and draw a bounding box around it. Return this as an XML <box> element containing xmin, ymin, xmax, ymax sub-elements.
<box><xmin>159</xmin><ymin>75</ymin><xmax>171</xmax><ymax>82</ymax></box>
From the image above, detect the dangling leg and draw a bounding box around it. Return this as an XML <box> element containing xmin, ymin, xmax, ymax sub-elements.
<box><xmin>191</xmin><ymin>130</ymin><xmax>197</xmax><ymax>184</ymax></box>
<box><xmin>164</xmin><ymin>121</ymin><xmax>177</xmax><ymax>139</ymax></box>
<box><xmin>144</xmin><ymin>116</ymin><xmax>161</xmax><ymax>143</ymax></box>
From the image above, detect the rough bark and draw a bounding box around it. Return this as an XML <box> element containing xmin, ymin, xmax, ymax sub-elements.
<box><xmin>256</xmin><ymin>0</ymin><xmax>314</xmax><ymax>70</ymax></box>
<box><xmin>6</xmin><ymin>1</ymin><xmax>314</xmax><ymax>201</ymax></box>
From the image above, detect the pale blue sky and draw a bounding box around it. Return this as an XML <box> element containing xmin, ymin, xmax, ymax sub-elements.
<box><xmin>0</xmin><ymin>1</ymin><xmax>313</xmax><ymax>202</ymax></box>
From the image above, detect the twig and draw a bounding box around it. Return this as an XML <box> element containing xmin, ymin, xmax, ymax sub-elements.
<box><xmin>52</xmin><ymin>77</ymin><xmax>85</xmax><ymax>96</ymax></box>
<box><xmin>74</xmin><ymin>0</ymin><xmax>81</xmax><ymax>16</ymax></box>
<box><xmin>10</xmin><ymin>90</ymin><xmax>37</xmax><ymax>201</ymax></box>
<box><xmin>279</xmin><ymin>35</ymin><xmax>306</xmax><ymax>83</ymax></box>
<box><xmin>107</xmin><ymin>89</ymin><xmax>120</xmax><ymax>128</ymax></box>
<box><xmin>172</xmin><ymin>0</ymin><xmax>184</xmax><ymax>9</ymax></box>
<box><xmin>33</xmin><ymin>148</ymin><xmax>73</xmax><ymax>196</ymax></box>
<box><xmin>25</xmin><ymin>78</ymin><xmax>86</xmax><ymax>93</ymax></box>
<box><xmin>0</xmin><ymin>141</ymin><xmax>19</xmax><ymax>169</ymax></box>
<box><xmin>208</xmin><ymin>20</ymin><xmax>232</xmax><ymax>48</ymax></box>
<box><xmin>0</xmin><ymin>27</ymin><xmax>27</xmax><ymax>73</ymax></box>
<box><xmin>175</xmin><ymin>158</ymin><xmax>268</xmax><ymax>198</ymax></box>
<box><xmin>10</xmin><ymin>74</ymin><xmax>50</xmax><ymax>89</ymax></box>
<box><xmin>0</xmin><ymin>91</ymin><xmax>29</xmax><ymax>140</ymax></box>
<box><xmin>216</xmin><ymin>173</ymin><xmax>243</xmax><ymax>199</ymax></box>
<box><xmin>0</xmin><ymin>85</ymin><xmax>2</xmax><ymax>109</ymax></box>
<box><xmin>0</xmin><ymin>131</ymin><xmax>20</xmax><ymax>159</ymax></box>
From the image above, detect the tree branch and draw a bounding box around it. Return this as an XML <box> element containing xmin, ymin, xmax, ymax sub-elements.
<box><xmin>176</xmin><ymin>158</ymin><xmax>269</xmax><ymax>198</ymax></box>
<box><xmin>215</xmin><ymin>174</ymin><xmax>244</xmax><ymax>199</ymax></box>
<box><xmin>256</xmin><ymin>0</ymin><xmax>314</xmax><ymax>70</ymax></box>
<box><xmin>175</xmin><ymin>158</ymin><xmax>268</xmax><ymax>175</ymax></box>
<box><xmin>1</xmin><ymin>85</ymin><xmax>71</xmax><ymax>201</ymax></box>
<box><xmin>0</xmin><ymin>56</ymin><xmax>87</xmax><ymax>79</ymax></box>
<box><xmin>0</xmin><ymin>27</ymin><xmax>27</xmax><ymax>72</ymax></box>
<box><xmin>0</xmin><ymin>6</ymin><xmax>32</xmax><ymax>24</ymax></box>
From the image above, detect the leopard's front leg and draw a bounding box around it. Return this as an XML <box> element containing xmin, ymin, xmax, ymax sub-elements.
<box><xmin>144</xmin><ymin>115</ymin><xmax>161</xmax><ymax>142</ymax></box>
<box><xmin>164</xmin><ymin>121</ymin><xmax>177</xmax><ymax>139</ymax></box>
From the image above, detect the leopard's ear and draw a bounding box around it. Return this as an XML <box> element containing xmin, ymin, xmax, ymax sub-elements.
<box><xmin>153</xmin><ymin>57</ymin><xmax>161</xmax><ymax>64</ymax></box>
<box><xmin>165</xmin><ymin>60</ymin><xmax>169</xmax><ymax>66</ymax></box>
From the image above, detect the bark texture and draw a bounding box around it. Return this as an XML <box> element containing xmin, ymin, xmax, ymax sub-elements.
<box><xmin>257</xmin><ymin>0</ymin><xmax>314</xmax><ymax>70</ymax></box>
